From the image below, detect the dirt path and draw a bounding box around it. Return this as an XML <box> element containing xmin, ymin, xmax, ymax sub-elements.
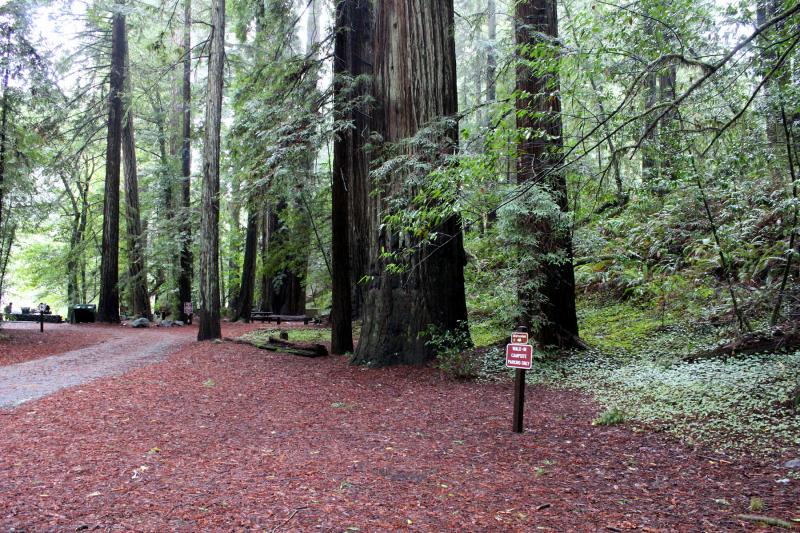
<box><xmin>0</xmin><ymin>328</ymin><xmax>195</xmax><ymax>408</ymax></box>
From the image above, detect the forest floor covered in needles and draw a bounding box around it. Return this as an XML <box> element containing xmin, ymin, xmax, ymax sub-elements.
<box><xmin>0</xmin><ymin>323</ymin><xmax>119</xmax><ymax>367</ymax></box>
<box><xmin>0</xmin><ymin>326</ymin><xmax>798</xmax><ymax>531</ymax></box>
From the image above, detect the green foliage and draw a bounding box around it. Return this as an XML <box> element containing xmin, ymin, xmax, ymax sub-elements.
<box><xmin>749</xmin><ymin>497</ymin><xmax>765</xmax><ymax>513</ymax></box>
<box><xmin>425</xmin><ymin>321</ymin><xmax>480</xmax><ymax>379</ymax></box>
<box><xmin>578</xmin><ymin>299</ymin><xmax>663</xmax><ymax>352</ymax></box>
<box><xmin>524</xmin><ymin>330</ymin><xmax>800</xmax><ymax>454</ymax></box>
<box><xmin>241</xmin><ymin>327</ymin><xmax>342</xmax><ymax>345</ymax></box>
<box><xmin>592</xmin><ymin>408</ymin><xmax>627</xmax><ymax>426</ymax></box>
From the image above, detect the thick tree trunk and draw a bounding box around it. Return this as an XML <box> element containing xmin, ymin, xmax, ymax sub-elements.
<box><xmin>335</xmin><ymin>0</ymin><xmax>373</xmax><ymax>320</ymax></box>
<box><xmin>330</xmin><ymin>0</ymin><xmax>372</xmax><ymax>354</ymax></box>
<box><xmin>178</xmin><ymin>0</ymin><xmax>193</xmax><ymax>322</ymax></box>
<box><xmin>198</xmin><ymin>0</ymin><xmax>225</xmax><ymax>341</ymax></box>
<box><xmin>233</xmin><ymin>205</ymin><xmax>258</xmax><ymax>322</ymax></box>
<box><xmin>121</xmin><ymin>22</ymin><xmax>151</xmax><ymax>319</ymax></box>
<box><xmin>515</xmin><ymin>0</ymin><xmax>579</xmax><ymax>348</ymax></box>
<box><xmin>98</xmin><ymin>11</ymin><xmax>126</xmax><ymax>324</ymax></box>
<box><xmin>353</xmin><ymin>0</ymin><xmax>469</xmax><ymax>366</ymax></box>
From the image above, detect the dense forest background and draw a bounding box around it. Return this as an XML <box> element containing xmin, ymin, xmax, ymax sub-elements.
<box><xmin>1</xmin><ymin>0</ymin><xmax>799</xmax><ymax>452</ymax></box>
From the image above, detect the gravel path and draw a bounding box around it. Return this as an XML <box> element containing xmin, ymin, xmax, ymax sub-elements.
<box><xmin>0</xmin><ymin>329</ymin><xmax>195</xmax><ymax>409</ymax></box>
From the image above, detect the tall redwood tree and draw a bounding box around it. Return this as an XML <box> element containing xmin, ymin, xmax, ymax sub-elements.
<box><xmin>353</xmin><ymin>0</ymin><xmax>469</xmax><ymax>366</ymax></box>
<box><xmin>177</xmin><ymin>0</ymin><xmax>193</xmax><ymax>323</ymax></box>
<box><xmin>97</xmin><ymin>9</ymin><xmax>125</xmax><ymax>323</ymax></box>
<box><xmin>198</xmin><ymin>0</ymin><xmax>225</xmax><ymax>340</ymax></box>
<box><xmin>121</xmin><ymin>19</ymin><xmax>150</xmax><ymax>319</ymax></box>
<box><xmin>515</xmin><ymin>0</ymin><xmax>579</xmax><ymax>347</ymax></box>
<box><xmin>331</xmin><ymin>0</ymin><xmax>373</xmax><ymax>354</ymax></box>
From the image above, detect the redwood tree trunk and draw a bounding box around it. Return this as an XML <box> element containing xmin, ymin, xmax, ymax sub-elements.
<box><xmin>258</xmin><ymin>205</ymin><xmax>273</xmax><ymax>311</ymax></box>
<box><xmin>234</xmin><ymin>205</ymin><xmax>258</xmax><ymax>322</ymax></box>
<box><xmin>198</xmin><ymin>0</ymin><xmax>224</xmax><ymax>340</ymax></box>
<box><xmin>339</xmin><ymin>1</ymin><xmax>373</xmax><ymax>319</ymax></box>
<box><xmin>121</xmin><ymin>21</ymin><xmax>151</xmax><ymax>319</ymax></box>
<box><xmin>353</xmin><ymin>0</ymin><xmax>469</xmax><ymax>366</ymax></box>
<box><xmin>178</xmin><ymin>0</ymin><xmax>193</xmax><ymax>322</ymax></box>
<box><xmin>515</xmin><ymin>0</ymin><xmax>579</xmax><ymax>348</ymax></box>
<box><xmin>98</xmin><ymin>11</ymin><xmax>125</xmax><ymax>324</ymax></box>
<box><xmin>331</xmin><ymin>0</ymin><xmax>372</xmax><ymax>354</ymax></box>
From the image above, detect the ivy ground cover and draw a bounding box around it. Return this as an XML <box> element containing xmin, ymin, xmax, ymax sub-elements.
<box><xmin>1</xmin><ymin>336</ymin><xmax>798</xmax><ymax>531</ymax></box>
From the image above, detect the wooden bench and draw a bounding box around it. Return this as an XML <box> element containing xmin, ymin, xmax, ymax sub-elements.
<box><xmin>248</xmin><ymin>311</ymin><xmax>317</xmax><ymax>325</ymax></box>
<box><xmin>265</xmin><ymin>314</ymin><xmax>312</xmax><ymax>325</ymax></box>
<box><xmin>250</xmin><ymin>311</ymin><xmax>273</xmax><ymax>323</ymax></box>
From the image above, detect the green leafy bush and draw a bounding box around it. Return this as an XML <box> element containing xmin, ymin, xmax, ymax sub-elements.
<box><xmin>425</xmin><ymin>322</ymin><xmax>480</xmax><ymax>379</ymax></box>
<box><xmin>593</xmin><ymin>408</ymin><xmax>626</xmax><ymax>426</ymax></box>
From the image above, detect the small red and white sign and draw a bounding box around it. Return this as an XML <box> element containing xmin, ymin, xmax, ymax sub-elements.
<box><xmin>511</xmin><ymin>331</ymin><xmax>529</xmax><ymax>344</ymax></box>
<box><xmin>506</xmin><ymin>343</ymin><xmax>533</xmax><ymax>370</ymax></box>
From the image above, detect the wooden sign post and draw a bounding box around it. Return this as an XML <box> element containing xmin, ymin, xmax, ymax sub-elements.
<box><xmin>38</xmin><ymin>303</ymin><xmax>46</xmax><ymax>333</ymax></box>
<box><xmin>506</xmin><ymin>326</ymin><xmax>532</xmax><ymax>433</ymax></box>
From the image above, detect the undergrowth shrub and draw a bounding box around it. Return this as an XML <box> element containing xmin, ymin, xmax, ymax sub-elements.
<box><xmin>593</xmin><ymin>408</ymin><xmax>627</xmax><ymax>426</ymax></box>
<box><xmin>425</xmin><ymin>321</ymin><xmax>480</xmax><ymax>379</ymax></box>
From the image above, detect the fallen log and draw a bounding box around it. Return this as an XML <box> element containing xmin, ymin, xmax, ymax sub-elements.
<box><xmin>685</xmin><ymin>330</ymin><xmax>800</xmax><ymax>362</ymax></box>
<box><xmin>736</xmin><ymin>514</ymin><xmax>796</xmax><ymax>529</ymax></box>
<box><xmin>226</xmin><ymin>336</ymin><xmax>328</xmax><ymax>358</ymax></box>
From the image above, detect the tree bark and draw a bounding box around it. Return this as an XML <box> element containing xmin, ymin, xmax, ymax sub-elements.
<box><xmin>121</xmin><ymin>20</ymin><xmax>151</xmax><ymax>319</ymax></box>
<box><xmin>258</xmin><ymin>205</ymin><xmax>273</xmax><ymax>311</ymax></box>
<box><xmin>353</xmin><ymin>0</ymin><xmax>469</xmax><ymax>366</ymax></box>
<box><xmin>178</xmin><ymin>0</ymin><xmax>193</xmax><ymax>322</ymax></box>
<box><xmin>233</xmin><ymin>205</ymin><xmax>258</xmax><ymax>322</ymax></box>
<box><xmin>98</xmin><ymin>9</ymin><xmax>126</xmax><ymax>324</ymax></box>
<box><xmin>0</xmin><ymin>37</ymin><xmax>8</xmax><ymax>246</ymax></box>
<box><xmin>334</xmin><ymin>0</ymin><xmax>373</xmax><ymax>320</ymax></box>
<box><xmin>198</xmin><ymin>0</ymin><xmax>225</xmax><ymax>340</ymax></box>
<box><xmin>515</xmin><ymin>0</ymin><xmax>579</xmax><ymax>348</ymax></box>
<box><xmin>226</xmin><ymin>173</ymin><xmax>241</xmax><ymax>313</ymax></box>
<box><xmin>330</xmin><ymin>0</ymin><xmax>372</xmax><ymax>354</ymax></box>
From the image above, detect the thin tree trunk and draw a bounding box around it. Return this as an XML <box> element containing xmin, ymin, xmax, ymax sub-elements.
<box><xmin>486</xmin><ymin>0</ymin><xmax>496</xmax><ymax>104</ymax></box>
<box><xmin>121</xmin><ymin>21</ymin><xmax>151</xmax><ymax>319</ymax></box>
<box><xmin>226</xmin><ymin>173</ymin><xmax>241</xmax><ymax>313</ymax></box>
<box><xmin>98</xmin><ymin>9</ymin><xmax>126</xmax><ymax>324</ymax></box>
<box><xmin>0</xmin><ymin>41</ymin><xmax>8</xmax><ymax>247</ymax></box>
<box><xmin>178</xmin><ymin>0</ymin><xmax>193</xmax><ymax>322</ymax></box>
<box><xmin>353</xmin><ymin>0</ymin><xmax>469</xmax><ymax>366</ymax></box>
<box><xmin>515</xmin><ymin>0</ymin><xmax>579</xmax><ymax>348</ymax></box>
<box><xmin>198</xmin><ymin>0</ymin><xmax>225</xmax><ymax>341</ymax></box>
<box><xmin>770</xmin><ymin>105</ymin><xmax>798</xmax><ymax>325</ymax></box>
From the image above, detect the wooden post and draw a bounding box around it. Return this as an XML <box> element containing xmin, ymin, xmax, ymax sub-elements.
<box><xmin>39</xmin><ymin>310</ymin><xmax>44</xmax><ymax>333</ymax></box>
<box><xmin>513</xmin><ymin>368</ymin><xmax>525</xmax><ymax>433</ymax></box>
<box><xmin>512</xmin><ymin>325</ymin><xmax>529</xmax><ymax>433</ymax></box>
